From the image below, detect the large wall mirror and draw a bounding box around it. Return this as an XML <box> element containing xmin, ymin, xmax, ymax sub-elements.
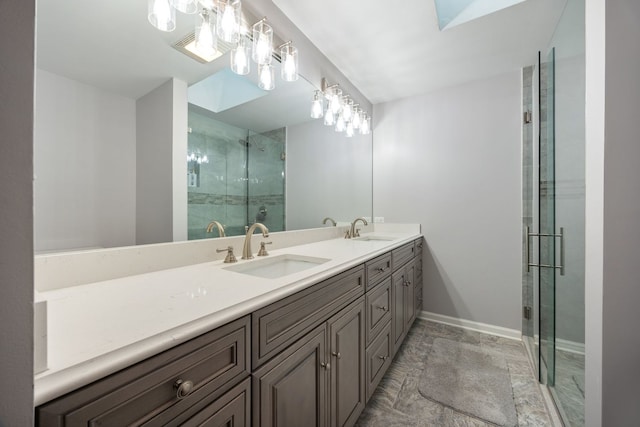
<box><xmin>34</xmin><ymin>0</ymin><xmax>372</xmax><ymax>252</ymax></box>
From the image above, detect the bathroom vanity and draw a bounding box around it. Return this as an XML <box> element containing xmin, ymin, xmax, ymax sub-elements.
<box><xmin>35</xmin><ymin>229</ymin><xmax>423</xmax><ymax>427</ymax></box>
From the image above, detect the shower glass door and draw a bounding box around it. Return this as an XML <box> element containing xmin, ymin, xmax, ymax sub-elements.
<box><xmin>538</xmin><ymin>48</ymin><xmax>556</xmax><ymax>386</ymax></box>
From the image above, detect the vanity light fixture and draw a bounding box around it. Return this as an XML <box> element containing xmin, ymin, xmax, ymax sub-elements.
<box><xmin>230</xmin><ymin>34</ymin><xmax>250</xmax><ymax>75</ymax></box>
<box><xmin>311</xmin><ymin>91</ymin><xmax>324</xmax><ymax>119</ymax></box>
<box><xmin>252</xmin><ymin>18</ymin><xmax>273</xmax><ymax>65</ymax></box>
<box><xmin>280</xmin><ymin>41</ymin><xmax>299</xmax><ymax>82</ymax></box>
<box><xmin>148</xmin><ymin>0</ymin><xmax>176</xmax><ymax>32</ymax></box>
<box><xmin>217</xmin><ymin>0</ymin><xmax>241</xmax><ymax>42</ymax></box>
<box><xmin>195</xmin><ymin>8</ymin><xmax>217</xmax><ymax>58</ymax></box>
<box><xmin>316</xmin><ymin>77</ymin><xmax>372</xmax><ymax>138</ymax></box>
<box><xmin>258</xmin><ymin>63</ymin><xmax>275</xmax><ymax>90</ymax></box>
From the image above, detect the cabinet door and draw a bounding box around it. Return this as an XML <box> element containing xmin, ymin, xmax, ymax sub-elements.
<box><xmin>253</xmin><ymin>325</ymin><xmax>328</xmax><ymax>427</ymax></box>
<box><xmin>328</xmin><ymin>298</ymin><xmax>365</xmax><ymax>427</ymax></box>
<box><xmin>391</xmin><ymin>268</ymin><xmax>406</xmax><ymax>355</ymax></box>
<box><xmin>404</xmin><ymin>260</ymin><xmax>416</xmax><ymax>329</ymax></box>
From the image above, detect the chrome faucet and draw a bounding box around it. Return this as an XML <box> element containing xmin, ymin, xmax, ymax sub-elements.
<box><xmin>322</xmin><ymin>217</ymin><xmax>337</xmax><ymax>226</ymax></box>
<box><xmin>242</xmin><ymin>223</ymin><xmax>269</xmax><ymax>259</ymax></box>
<box><xmin>347</xmin><ymin>217</ymin><xmax>368</xmax><ymax>239</ymax></box>
<box><xmin>206</xmin><ymin>220</ymin><xmax>226</xmax><ymax>237</ymax></box>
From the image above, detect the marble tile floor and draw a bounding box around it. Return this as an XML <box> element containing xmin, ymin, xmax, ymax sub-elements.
<box><xmin>552</xmin><ymin>349</ymin><xmax>585</xmax><ymax>426</ymax></box>
<box><xmin>356</xmin><ymin>319</ymin><xmax>553</xmax><ymax>426</ymax></box>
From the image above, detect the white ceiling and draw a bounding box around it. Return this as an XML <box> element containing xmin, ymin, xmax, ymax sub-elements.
<box><xmin>272</xmin><ymin>0</ymin><xmax>566</xmax><ymax>104</ymax></box>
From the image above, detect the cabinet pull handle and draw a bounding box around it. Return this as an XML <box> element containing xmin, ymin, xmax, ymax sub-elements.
<box><xmin>378</xmin><ymin>355</ymin><xmax>388</xmax><ymax>361</ymax></box>
<box><xmin>375</xmin><ymin>305</ymin><xmax>388</xmax><ymax>312</ymax></box>
<box><xmin>403</xmin><ymin>281</ymin><xmax>409</xmax><ymax>287</ymax></box>
<box><xmin>320</xmin><ymin>362</ymin><xmax>330</xmax><ymax>370</ymax></box>
<box><xmin>375</xmin><ymin>266</ymin><xmax>388</xmax><ymax>273</ymax></box>
<box><xmin>331</xmin><ymin>351</ymin><xmax>341</xmax><ymax>359</ymax></box>
<box><xmin>174</xmin><ymin>379</ymin><xmax>194</xmax><ymax>400</ymax></box>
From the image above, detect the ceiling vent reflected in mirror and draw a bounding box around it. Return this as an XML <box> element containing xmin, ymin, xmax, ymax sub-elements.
<box><xmin>173</xmin><ymin>31</ymin><xmax>234</xmax><ymax>63</ymax></box>
<box><xmin>434</xmin><ymin>0</ymin><xmax>526</xmax><ymax>31</ymax></box>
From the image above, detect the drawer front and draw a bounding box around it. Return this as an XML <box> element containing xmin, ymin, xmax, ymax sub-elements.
<box><xmin>179</xmin><ymin>377</ymin><xmax>251</xmax><ymax>427</ymax></box>
<box><xmin>37</xmin><ymin>316</ymin><xmax>251</xmax><ymax>427</ymax></box>
<box><xmin>253</xmin><ymin>265</ymin><xmax>365</xmax><ymax>368</ymax></box>
<box><xmin>365</xmin><ymin>278</ymin><xmax>392</xmax><ymax>345</ymax></box>
<box><xmin>414</xmin><ymin>238</ymin><xmax>424</xmax><ymax>259</ymax></box>
<box><xmin>365</xmin><ymin>252</ymin><xmax>392</xmax><ymax>290</ymax></box>
<box><xmin>365</xmin><ymin>322</ymin><xmax>392</xmax><ymax>402</ymax></box>
<box><xmin>392</xmin><ymin>242</ymin><xmax>415</xmax><ymax>271</ymax></box>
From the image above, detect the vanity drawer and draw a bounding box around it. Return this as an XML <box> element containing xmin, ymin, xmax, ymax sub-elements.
<box><xmin>252</xmin><ymin>265</ymin><xmax>365</xmax><ymax>368</ymax></box>
<box><xmin>365</xmin><ymin>277</ymin><xmax>392</xmax><ymax>345</ymax></box>
<box><xmin>365</xmin><ymin>322</ymin><xmax>392</xmax><ymax>402</ymax></box>
<box><xmin>392</xmin><ymin>242</ymin><xmax>416</xmax><ymax>270</ymax></box>
<box><xmin>365</xmin><ymin>252</ymin><xmax>392</xmax><ymax>289</ymax></box>
<box><xmin>37</xmin><ymin>316</ymin><xmax>251</xmax><ymax>427</ymax></box>
<box><xmin>414</xmin><ymin>237</ymin><xmax>424</xmax><ymax>258</ymax></box>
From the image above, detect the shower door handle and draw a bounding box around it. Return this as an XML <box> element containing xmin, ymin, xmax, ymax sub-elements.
<box><xmin>526</xmin><ymin>226</ymin><xmax>565</xmax><ymax>276</ymax></box>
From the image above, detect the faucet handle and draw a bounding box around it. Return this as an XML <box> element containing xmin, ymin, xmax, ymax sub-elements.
<box><xmin>344</xmin><ymin>230</ymin><xmax>351</xmax><ymax>239</ymax></box>
<box><xmin>355</xmin><ymin>228</ymin><xmax>361</xmax><ymax>237</ymax></box>
<box><xmin>216</xmin><ymin>246</ymin><xmax>237</xmax><ymax>263</ymax></box>
<box><xmin>257</xmin><ymin>241</ymin><xmax>272</xmax><ymax>257</ymax></box>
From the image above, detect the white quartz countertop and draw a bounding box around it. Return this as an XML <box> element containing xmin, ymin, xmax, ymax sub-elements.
<box><xmin>34</xmin><ymin>231</ymin><xmax>421</xmax><ymax>406</ymax></box>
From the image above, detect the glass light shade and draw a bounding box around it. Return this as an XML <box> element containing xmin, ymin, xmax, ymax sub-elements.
<box><xmin>352</xmin><ymin>108</ymin><xmax>361</xmax><ymax>129</ymax></box>
<box><xmin>324</xmin><ymin>107</ymin><xmax>335</xmax><ymax>126</ymax></box>
<box><xmin>330</xmin><ymin>88</ymin><xmax>342</xmax><ymax>114</ymax></box>
<box><xmin>335</xmin><ymin>113</ymin><xmax>346</xmax><ymax>132</ymax></box>
<box><xmin>230</xmin><ymin>36</ymin><xmax>250</xmax><ymax>75</ymax></box>
<box><xmin>148</xmin><ymin>0</ymin><xmax>176</xmax><ymax>32</ymax></box>
<box><xmin>342</xmin><ymin>99</ymin><xmax>353</xmax><ymax>121</ymax></box>
<box><xmin>311</xmin><ymin>91</ymin><xmax>324</xmax><ymax>119</ymax></box>
<box><xmin>195</xmin><ymin>9</ymin><xmax>217</xmax><ymax>57</ymax></box>
<box><xmin>217</xmin><ymin>0</ymin><xmax>241</xmax><ymax>43</ymax></box>
<box><xmin>171</xmin><ymin>0</ymin><xmax>197</xmax><ymax>14</ymax></box>
<box><xmin>258</xmin><ymin>64</ymin><xmax>275</xmax><ymax>90</ymax></box>
<box><xmin>252</xmin><ymin>20</ymin><xmax>273</xmax><ymax>65</ymax></box>
<box><xmin>360</xmin><ymin>114</ymin><xmax>371</xmax><ymax>135</ymax></box>
<box><xmin>346</xmin><ymin>120</ymin><xmax>355</xmax><ymax>137</ymax></box>
<box><xmin>280</xmin><ymin>43</ymin><xmax>298</xmax><ymax>82</ymax></box>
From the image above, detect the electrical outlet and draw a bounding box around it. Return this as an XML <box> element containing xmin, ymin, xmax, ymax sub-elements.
<box><xmin>374</xmin><ymin>217</ymin><xmax>385</xmax><ymax>223</ymax></box>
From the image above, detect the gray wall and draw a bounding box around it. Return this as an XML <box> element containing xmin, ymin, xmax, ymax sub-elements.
<box><xmin>34</xmin><ymin>69</ymin><xmax>137</xmax><ymax>252</ymax></box>
<box><xmin>599</xmin><ymin>0</ymin><xmax>640</xmax><ymax>423</ymax></box>
<box><xmin>136</xmin><ymin>78</ymin><xmax>188</xmax><ymax>245</ymax></box>
<box><xmin>0</xmin><ymin>0</ymin><xmax>35</xmax><ymax>423</ymax></box>
<box><xmin>372</xmin><ymin>71</ymin><xmax>522</xmax><ymax>330</ymax></box>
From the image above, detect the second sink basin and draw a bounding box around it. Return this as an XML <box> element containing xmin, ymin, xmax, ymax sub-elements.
<box><xmin>353</xmin><ymin>235</ymin><xmax>396</xmax><ymax>242</ymax></box>
<box><xmin>224</xmin><ymin>254</ymin><xmax>331</xmax><ymax>279</ymax></box>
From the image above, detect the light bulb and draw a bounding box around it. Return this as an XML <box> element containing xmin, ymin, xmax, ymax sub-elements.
<box><xmin>195</xmin><ymin>9</ymin><xmax>216</xmax><ymax>56</ymax></box>
<box><xmin>252</xmin><ymin>20</ymin><xmax>273</xmax><ymax>65</ymax></box>
<box><xmin>346</xmin><ymin>120</ymin><xmax>354</xmax><ymax>137</ymax></box>
<box><xmin>361</xmin><ymin>114</ymin><xmax>371</xmax><ymax>135</ymax></box>
<box><xmin>335</xmin><ymin>113</ymin><xmax>346</xmax><ymax>132</ymax></box>
<box><xmin>217</xmin><ymin>0</ymin><xmax>241</xmax><ymax>43</ymax></box>
<box><xmin>231</xmin><ymin>36</ymin><xmax>250</xmax><ymax>75</ymax></box>
<box><xmin>311</xmin><ymin>91</ymin><xmax>324</xmax><ymax>119</ymax></box>
<box><xmin>352</xmin><ymin>108</ymin><xmax>361</xmax><ymax>129</ymax></box>
<box><xmin>148</xmin><ymin>0</ymin><xmax>176</xmax><ymax>32</ymax></box>
<box><xmin>330</xmin><ymin>89</ymin><xmax>342</xmax><ymax>114</ymax></box>
<box><xmin>280</xmin><ymin>43</ymin><xmax>298</xmax><ymax>82</ymax></box>
<box><xmin>324</xmin><ymin>108</ymin><xmax>335</xmax><ymax>126</ymax></box>
<box><xmin>342</xmin><ymin>99</ymin><xmax>353</xmax><ymax>121</ymax></box>
<box><xmin>259</xmin><ymin>64</ymin><xmax>275</xmax><ymax>90</ymax></box>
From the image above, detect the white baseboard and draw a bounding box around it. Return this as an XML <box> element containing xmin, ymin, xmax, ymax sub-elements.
<box><xmin>418</xmin><ymin>310</ymin><xmax>521</xmax><ymax>341</ymax></box>
<box><xmin>555</xmin><ymin>338</ymin><xmax>585</xmax><ymax>355</ymax></box>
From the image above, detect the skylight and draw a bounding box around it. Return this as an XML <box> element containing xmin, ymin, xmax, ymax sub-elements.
<box><xmin>434</xmin><ymin>0</ymin><xmax>526</xmax><ymax>30</ymax></box>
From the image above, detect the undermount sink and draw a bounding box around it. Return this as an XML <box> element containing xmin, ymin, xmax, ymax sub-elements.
<box><xmin>353</xmin><ymin>235</ymin><xmax>396</xmax><ymax>242</ymax></box>
<box><xmin>224</xmin><ymin>254</ymin><xmax>330</xmax><ymax>279</ymax></box>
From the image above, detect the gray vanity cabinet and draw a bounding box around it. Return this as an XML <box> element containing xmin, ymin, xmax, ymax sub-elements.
<box><xmin>252</xmin><ymin>297</ymin><xmax>366</xmax><ymax>427</ymax></box>
<box><xmin>178</xmin><ymin>378</ymin><xmax>251</xmax><ymax>427</ymax></box>
<box><xmin>37</xmin><ymin>316</ymin><xmax>251</xmax><ymax>427</ymax></box>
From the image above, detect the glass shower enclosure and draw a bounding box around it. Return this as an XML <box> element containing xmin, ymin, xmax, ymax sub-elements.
<box><xmin>522</xmin><ymin>1</ymin><xmax>585</xmax><ymax>425</ymax></box>
<box><xmin>186</xmin><ymin>109</ymin><xmax>286</xmax><ymax>239</ymax></box>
